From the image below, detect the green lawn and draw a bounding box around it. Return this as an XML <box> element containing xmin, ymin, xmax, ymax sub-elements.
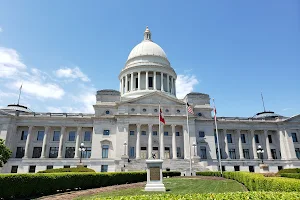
<box><xmin>77</xmin><ymin>177</ymin><xmax>246</xmax><ymax>199</ymax></box>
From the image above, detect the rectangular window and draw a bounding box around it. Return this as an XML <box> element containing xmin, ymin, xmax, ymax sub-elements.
<box><xmin>243</xmin><ymin>149</ymin><xmax>250</xmax><ymax>159</ymax></box>
<box><xmin>135</xmin><ymin>78</ymin><xmax>138</xmax><ymax>88</ymax></box>
<box><xmin>11</xmin><ymin>166</ymin><xmax>18</xmax><ymax>173</ymax></box>
<box><xmin>227</xmin><ymin>134</ymin><xmax>232</xmax><ymax>143</ymax></box>
<box><xmin>148</xmin><ymin>77</ymin><xmax>153</xmax><ymax>88</ymax></box>
<box><xmin>37</xmin><ymin>131</ymin><xmax>44</xmax><ymax>141</ymax></box>
<box><xmin>295</xmin><ymin>148</ymin><xmax>300</xmax><ymax>159</ymax></box>
<box><xmin>29</xmin><ymin>165</ymin><xmax>36</xmax><ymax>173</ymax></box>
<box><xmin>49</xmin><ymin>147</ymin><xmax>59</xmax><ymax>158</ymax></box>
<box><xmin>199</xmin><ymin>131</ymin><xmax>205</xmax><ymax>138</ymax></box>
<box><xmin>102</xmin><ymin>145</ymin><xmax>109</xmax><ymax>158</ymax></box>
<box><xmin>249</xmin><ymin>166</ymin><xmax>255</xmax><ymax>172</ymax></box>
<box><xmin>32</xmin><ymin>147</ymin><xmax>42</xmax><ymax>158</ymax></box>
<box><xmin>65</xmin><ymin>147</ymin><xmax>75</xmax><ymax>158</ymax></box>
<box><xmin>69</xmin><ymin>131</ymin><xmax>76</xmax><ymax>141</ymax></box>
<box><xmin>53</xmin><ymin>131</ymin><xmax>60</xmax><ymax>141</ymax></box>
<box><xmin>229</xmin><ymin>149</ymin><xmax>236</xmax><ymax>159</ymax></box>
<box><xmin>255</xmin><ymin>134</ymin><xmax>259</xmax><ymax>143</ymax></box>
<box><xmin>82</xmin><ymin>147</ymin><xmax>92</xmax><ymax>158</ymax></box>
<box><xmin>153</xmin><ymin>131</ymin><xmax>158</xmax><ymax>136</ymax></box>
<box><xmin>47</xmin><ymin>165</ymin><xmax>53</xmax><ymax>170</ymax></box>
<box><xmin>130</xmin><ymin>131</ymin><xmax>135</xmax><ymax>135</ymax></box>
<box><xmin>16</xmin><ymin>147</ymin><xmax>25</xmax><ymax>158</ymax></box>
<box><xmin>176</xmin><ymin>132</ymin><xmax>180</xmax><ymax>136</ymax></box>
<box><xmin>141</xmin><ymin>147</ymin><xmax>147</xmax><ymax>150</ymax></box>
<box><xmin>241</xmin><ymin>134</ymin><xmax>246</xmax><ymax>143</ymax></box>
<box><xmin>234</xmin><ymin>166</ymin><xmax>240</xmax><ymax>171</ymax></box>
<box><xmin>164</xmin><ymin>132</ymin><xmax>168</xmax><ymax>136</ymax></box>
<box><xmin>153</xmin><ymin>147</ymin><xmax>158</xmax><ymax>150</ymax></box>
<box><xmin>271</xmin><ymin>149</ymin><xmax>277</xmax><ymax>159</ymax></box>
<box><xmin>176</xmin><ymin>147</ymin><xmax>181</xmax><ymax>158</ymax></box>
<box><xmin>268</xmin><ymin>135</ymin><xmax>273</xmax><ymax>143</ymax></box>
<box><xmin>200</xmin><ymin>147</ymin><xmax>207</xmax><ymax>159</ymax></box>
<box><xmin>130</xmin><ymin>147</ymin><xmax>135</xmax><ymax>158</ymax></box>
<box><xmin>222</xmin><ymin>166</ymin><xmax>226</xmax><ymax>172</ymax></box>
<box><xmin>103</xmin><ymin>130</ymin><xmax>110</xmax><ymax>135</ymax></box>
<box><xmin>21</xmin><ymin>130</ymin><xmax>28</xmax><ymax>140</ymax></box>
<box><xmin>64</xmin><ymin>165</ymin><xmax>70</xmax><ymax>168</ymax></box>
<box><xmin>101</xmin><ymin>165</ymin><xmax>108</xmax><ymax>172</ymax></box>
<box><xmin>292</xmin><ymin>133</ymin><xmax>298</xmax><ymax>142</ymax></box>
<box><xmin>142</xmin><ymin>131</ymin><xmax>146</xmax><ymax>136</ymax></box>
<box><xmin>84</xmin><ymin>131</ymin><xmax>91</xmax><ymax>141</ymax></box>
<box><xmin>278</xmin><ymin>166</ymin><xmax>283</xmax><ymax>171</ymax></box>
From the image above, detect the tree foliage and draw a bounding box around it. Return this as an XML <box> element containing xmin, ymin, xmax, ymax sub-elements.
<box><xmin>0</xmin><ymin>139</ymin><xmax>11</xmax><ymax>167</ymax></box>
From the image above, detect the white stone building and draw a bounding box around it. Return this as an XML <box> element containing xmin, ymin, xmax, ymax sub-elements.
<box><xmin>0</xmin><ymin>27</ymin><xmax>300</xmax><ymax>174</ymax></box>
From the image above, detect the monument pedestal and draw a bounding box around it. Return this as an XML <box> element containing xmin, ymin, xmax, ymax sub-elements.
<box><xmin>144</xmin><ymin>159</ymin><xmax>166</xmax><ymax>192</ymax></box>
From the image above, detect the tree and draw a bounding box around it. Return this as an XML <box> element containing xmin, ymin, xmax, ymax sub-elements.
<box><xmin>0</xmin><ymin>139</ymin><xmax>12</xmax><ymax>167</ymax></box>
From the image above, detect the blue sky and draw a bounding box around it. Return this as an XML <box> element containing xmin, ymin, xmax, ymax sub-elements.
<box><xmin>0</xmin><ymin>1</ymin><xmax>299</xmax><ymax>117</ymax></box>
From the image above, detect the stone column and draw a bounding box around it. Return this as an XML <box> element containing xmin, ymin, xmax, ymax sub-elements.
<box><xmin>121</xmin><ymin>77</ymin><xmax>124</xmax><ymax>94</ymax></box>
<box><xmin>224</xmin><ymin>129</ymin><xmax>229</xmax><ymax>159</ymax></box>
<box><xmin>278</xmin><ymin>129</ymin><xmax>287</xmax><ymax>160</ymax></box>
<box><xmin>138</xmin><ymin>72</ymin><xmax>141</xmax><ymax>90</ymax></box>
<box><xmin>160</xmin><ymin>72</ymin><xmax>164</xmax><ymax>91</ymax></box>
<box><xmin>251</xmin><ymin>130</ymin><xmax>258</xmax><ymax>159</ymax></box>
<box><xmin>74</xmin><ymin>127</ymin><xmax>82</xmax><ymax>158</ymax></box>
<box><xmin>24</xmin><ymin>126</ymin><xmax>33</xmax><ymax>158</ymax></box>
<box><xmin>153</xmin><ymin>71</ymin><xmax>156</xmax><ymax>90</ymax></box>
<box><xmin>171</xmin><ymin>77</ymin><xmax>174</xmax><ymax>94</ymax></box>
<box><xmin>285</xmin><ymin>129</ymin><xmax>297</xmax><ymax>159</ymax></box>
<box><xmin>41</xmin><ymin>126</ymin><xmax>50</xmax><ymax>158</ymax></box>
<box><xmin>172</xmin><ymin>124</ymin><xmax>177</xmax><ymax>159</ymax></box>
<box><xmin>174</xmin><ymin>78</ymin><xmax>176</xmax><ymax>96</ymax></box>
<box><xmin>160</xmin><ymin>124</ymin><xmax>164</xmax><ymax>159</ymax></box>
<box><xmin>237</xmin><ymin>130</ymin><xmax>244</xmax><ymax>159</ymax></box>
<box><xmin>58</xmin><ymin>126</ymin><xmax>66</xmax><ymax>158</ymax></box>
<box><xmin>145</xmin><ymin>71</ymin><xmax>149</xmax><ymax>90</ymax></box>
<box><xmin>130</xmin><ymin>72</ymin><xmax>134</xmax><ymax>91</ymax></box>
<box><xmin>148</xmin><ymin>124</ymin><xmax>153</xmax><ymax>159</ymax></box>
<box><xmin>183</xmin><ymin>125</ymin><xmax>190</xmax><ymax>159</ymax></box>
<box><xmin>125</xmin><ymin>74</ymin><xmax>128</xmax><ymax>93</ymax></box>
<box><xmin>264</xmin><ymin>130</ymin><xmax>272</xmax><ymax>159</ymax></box>
<box><xmin>136</xmin><ymin>124</ymin><xmax>141</xmax><ymax>159</ymax></box>
<box><xmin>119</xmin><ymin>80</ymin><xmax>122</xmax><ymax>94</ymax></box>
<box><xmin>167</xmin><ymin>74</ymin><xmax>170</xmax><ymax>92</ymax></box>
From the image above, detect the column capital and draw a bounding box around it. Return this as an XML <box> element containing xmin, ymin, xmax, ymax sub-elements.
<box><xmin>171</xmin><ymin>124</ymin><xmax>176</xmax><ymax>128</ymax></box>
<box><xmin>136</xmin><ymin>124</ymin><xmax>141</xmax><ymax>129</ymax></box>
<box><xmin>148</xmin><ymin>124</ymin><xmax>153</xmax><ymax>128</ymax></box>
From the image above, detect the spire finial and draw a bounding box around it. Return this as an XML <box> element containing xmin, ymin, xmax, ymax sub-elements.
<box><xmin>144</xmin><ymin>26</ymin><xmax>151</xmax><ymax>41</ymax></box>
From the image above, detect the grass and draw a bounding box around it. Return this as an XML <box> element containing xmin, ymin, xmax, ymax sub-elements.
<box><xmin>77</xmin><ymin>177</ymin><xmax>247</xmax><ymax>199</ymax></box>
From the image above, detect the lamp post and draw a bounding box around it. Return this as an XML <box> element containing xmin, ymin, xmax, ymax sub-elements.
<box><xmin>192</xmin><ymin>142</ymin><xmax>196</xmax><ymax>157</ymax></box>
<box><xmin>123</xmin><ymin>141</ymin><xmax>127</xmax><ymax>156</ymax></box>
<box><xmin>257</xmin><ymin>145</ymin><xmax>264</xmax><ymax>164</ymax></box>
<box><xmin>79</xmin><ymin>142</ymin><xmax>85</xmax><ymax>164</ymax></box>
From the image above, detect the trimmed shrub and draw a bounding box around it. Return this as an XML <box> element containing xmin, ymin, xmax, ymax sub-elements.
<box><xmin>281</xmin><ymin>173</ymin><xmax>300</xmax><ymax>179</ymax></box>
<box><xmin>277</xmin><ymin>168</ymin><xmax>300</xmax><ymax>174</ymax></box>
<box><xmin>162</xmin><ymin>171</ymin><xmax>181</xmax><ymax>177</ymax></box>
<box><xmin>37</xmin><ymin>167</ymin><xmax>95</xmax><ymax>173</ymax></box>
<box><xmin>196</xmin><ymin>171</ymin><xmax>222</xmax><ymax>177</ymax></box>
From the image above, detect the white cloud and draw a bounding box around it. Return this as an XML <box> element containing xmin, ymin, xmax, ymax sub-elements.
<box><xmin>176</xmin><ymin>74</ymin><xmax>199</xmax><ymax>99</ymax></box>
<box><xmin>55</xmin><ymin>67</ymin><xmax>90</xmax><ymax>82</ymax></box>
<box><xmin>0</xmin><ymin>27</ymin><xmax>2</xmax><ymax>32</ymax></box>
<box><xmin>282</xmin><ymin>108</ymin><xmax>292</xmax><ymax>111</ymax></box>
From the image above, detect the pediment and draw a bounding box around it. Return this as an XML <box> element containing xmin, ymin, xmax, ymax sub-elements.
<box><xmin>284</xmin><ymin>114</ymin><xmax>300</xmax><ymax>123</ymax></box>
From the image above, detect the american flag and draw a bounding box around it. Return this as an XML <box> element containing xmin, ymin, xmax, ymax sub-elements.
<box><xmin>187</xmin><ymin>102</ymin><xmax>194</xmax><ymax>114</ymax></box>
<box><xmin>214</xmin><ymin>106</ymin><xmax>217</xmax><ymax>121</ymax></box>
<box><xmin>159</xmin><ymin>108</ymin><xmax>165</xmax><ymax>124</ymax></box>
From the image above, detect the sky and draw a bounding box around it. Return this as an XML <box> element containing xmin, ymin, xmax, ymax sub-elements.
<box><xmin>0</xmin><ymin>1</ymin><xmax>299</xmax><ymax>117</ymax></box>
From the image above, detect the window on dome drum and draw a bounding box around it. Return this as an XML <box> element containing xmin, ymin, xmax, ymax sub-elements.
<box><xmin>200</xmin><ymin>147</ymin><xmax>207</xmax><ymax>159</ymax></box>
<box><xmin>229</xmin><ymin>149</ymin><xmax>236</xmax><ymax>159</ymax></box>
<box><xmin>65</xmin><ymin>147</ymin><xmax>75</xmax><ymax>158</ymax></box>
<box><xmin>49</xmin><ymin>147</ymin><xmax>59</xmax><ymax>158</ymax></box>
<box><xmin>243</xmin><ymin>149</ymin><xmax>250</xmax><ymax>159</ymax></box>
<box><xmin>142</xmin><ymin>131</ymin><xmax>146</xmax><ymax>136</ymax></box>
<box><xmin>271</xmin><ymin>149</ymin><xmax>277</xmax><ymax>159</ymax></box>
<box><xmin>69</xmin><ymin>131</ymin><xmax>76</xmax><ymax>141</ymax></box>
<box><xmin>164</xmin><ymin>132</ymin><xmax>168</xmax><ymax>136</ymax></box>
<box><xmin>16</xmin><ymin>147</ymin><xmax>25</xmax><ymax>158</ymax></box>
<box><xmin>53</xmin><ymin>131</ymin><xmax>60</xmax><ymax>141</ymax></box>
<box><xmin>292</xmin><ymin>133</ymin><xmax>298</xmax><ymax>142</ymax></box>
<box><xmin>82</xmin><ymin>147</ymin><xmax>91</xmax><ymax>158</ymax></box>
<box><xmin>102</xmin><ymin>145</ymin><xmax>109</xmax><ymax>158</ymax></box>
<box><xmin>176</xmin><ymin>132</ymin><xmax>180</xmax><ymax>136</ymax></box>
<box><xmin>177</xmin><ymin>147</ymin><xmax>181</xmax><ymax>158</ymax></box>
<box><xmin>37</xmin><ymin>131</ymin><xmax>44</xmax><ymax>141</ymax></box>
<box><xmin>255</xmin><ymin>134</ymin><xmax>259</xmax><ymax>143</ymax></box>
<box><xmin>148</xmin><ymin>77</ymin><xmax>153</xmax><ymax>87</ymax></box>
<box><xmin>135</xmin><ymin>78</ymin><xmax>138</xmax><ymax>88</ymax></box>
<box><xmin>32</xmin><ymin>147</ymin><xmax>42</xmax><ymax>158</ymax></box>
<box><xmin>127</xmin><ymin>81</ymin><xmax>130</xmax><ymax>91</ymax></box>
<box><xmin>21</xmin><ymin>130</ymin><xmax>28</xmax><ymax>140</ymax></box>
<box><xmin>130</xmin><ymin>131</ymin><xmax>134</xmax><ymax>136</ymax></box>
<box><xmin>153</xmin><ymin>131</ymin><xmax>158</xmax><ymax>136</ymax></box>
<box><xmin>227</xmin><ymin>134</ymin><xmax>233</xmax><ymax>143</ymax></box>
<box><xmin>199</xmin><ymin>131</ymin><xmax>205</xmax><ymax>138</ymax></box>
<box><xmin>47</xmin><ymin>165</ymin><xmax>53</xmax><ymax>170</ymax></box>
<box><xmin>103</xmin><ymin>130</ymin><xmax>110</xmax><ymax>135</ymax></box>
<box><xmin>29</xmin><ymin>165</ymin><xmax>36</xmax><ymax>173</ymax></box>
<box><xmin>268</xmin><ymin>135</ymin><xmax>273</xmax><ymax>143</ymax></box>
<box><xmin>130</xmin><ymin>147</ymin><xmax>135</xmax><ymax>158</ymax></box>
<box><xmin>11</xmin><ymin>166</ymin><xmax>18</xmax><ymax>173</ymax></box>
<box><xmin>84</xmin><ymin>131</ymin><xmax>91</xmax><ymax>141</ymax></box>
<box><xmin>295</xmin><ymin>148</ymin><xmax>300</xmax><ymax>159</ymax></box>
<box><xmin>101</xmin><ymin>165</ymin><xmax>108</xmax><ymax>172</ymax></box>
<box><xmin>241</xmin><ymin>134</ymin><xmax>246</xmax><ymax>143</ymax></box>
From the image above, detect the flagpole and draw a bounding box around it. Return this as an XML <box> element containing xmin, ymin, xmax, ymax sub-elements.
<box><xmin>213</xmin><ymin>98</ymin><xmax>223</xmax><ymax>176</ymax></box>
<box><xmin>159</xmin><ymin>102</ymin><xmax>161</xmax><ymax>159</ymax></box>
<box><xmin>17</xmin><ymin>84</ymin><xmax>22</xmax><ymax>105</ymax></box>
<box><xmin>186</xmin><ymin>103</ymin><xmax>192</xmax><ymax>176</ymax></box>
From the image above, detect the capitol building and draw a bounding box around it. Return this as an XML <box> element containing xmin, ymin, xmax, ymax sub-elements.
<box><xmin>0</xmin><ymin>27</ymin><xmax>300</xmax><ymax>174</ymax></box>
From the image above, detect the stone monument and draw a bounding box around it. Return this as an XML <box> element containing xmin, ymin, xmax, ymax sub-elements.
<box><xmin>144</xmin><ymin>157</ymin><xmax>166</xmax><ymax>192</ymax></box>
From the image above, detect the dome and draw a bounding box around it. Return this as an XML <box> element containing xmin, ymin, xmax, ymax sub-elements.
<box><xmin>252</xmin><ymin>111</ymin><xmax>283</xmax><ymax>119</ymax></box>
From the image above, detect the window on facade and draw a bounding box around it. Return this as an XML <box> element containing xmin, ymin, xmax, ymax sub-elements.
<box><xmin>149</xmin><ymin>77</ymin><xmax>153</xmax><ymax>87</ymax></box>
<box><xmin>102</xmin><ymin>145</ymin><xmax>109</xmax><ymax>158</ymax></box>
<box><xmin>130</xmin><ymin>147</ymin><xmax>135</xmax><ymax>158</ymax></box>
<box><xmin>32</xmin><ymin>147</ymin><xmax>42</xmax><ymax>158</ymax></box>
<box><xmin>222</xmin><ymin>166</ymin><xmax>226</xmax><ymax>172</ymax></box>
<box><xmin>69</xmin><ymin>131</ymin><xmax>76</xmax><ymax>141</ymax></box>
<box><xmin>278</xmin><ymin>166</ymin><xmax>283</xmax><ymax>171</ymax></box>
<box><xmin>101</xmin><ymin>165</ymin><xmax>108</xmax><ymax>172</ymax></box>
<box><xmin>216</xmin><ymin>148</ymin><xmax>223</xmax><ymax>159</ymax></box>
<box><xmin>82</xmin><ymin>147</ymin><xmax>92</xmax><ymax>158</ymax></box>
<box><xmin>64</xmin><ymin>165</ymin><xmax>70</xmax><ymax>168</ymax></box>
<box><xmin>53</xmin><ymin>131</ymin><xmax>60</xmax><ymax>141</ymax></box>
<box><xmin>16</xmin><ymin>147</ymin><xmax>25</xmax><ymax>158</ymax></box>
<box><xmin>271</xmin><ymin>149</ymin><xmax>277</xmax><ymax>159</ymax></box>
<box><xmin>153</xmin><ymin>131</ymin><xmax>158</xmax><ymax>136</ymax></box>
<box><xmin>176</xmin><ymin>132</ymin><xmax>180</xmax><ymax>136</ymax></box>
<box><xmin>292</xmin><ymin>133</ymin><xmax>298</xmax><ymax>142</ymax></box>
<box><xmin>11</xmin><ymin>166</ymin><xmax>18</xmax><ymax>173</ymax></box>
<box><xmin>29</xmin><ymin>165</ymin><xmax>36</xmax><ymax>173</ymax></box>
<box><xmin>153</xmin><ymin>147</ymin><xmax>158</xmax><ymax>150</ymax></box>
<box><xmin>177</xmin><ymin>147</ymin><xmax>181</xmax><ymax>158</ymax></box>
<box><xmin>103</xmin><ymin>130</ymin><xmax>110</xmax><ymax>135</ymax></box>
<box><xmin>49</xmin><ymin>147</ymin><xmax>59</xmax><ymax>158</ymax></box>
<box><xmin>241</xmin><ymin>134</ymin><xmax>246</xmax><ymax>143</ymax></box>
<box><xmin>141</xmin><ymin>147</ymin><xmax>147</xmax><ymax>150</ymax></box>
<box><xmin>164</xmin><ymin>132</ymin><xmax>168</xmax><ymax>136</ymax></box>
<box><xmin>65</xmin><ymin>147</ymin><xmax>75</xmax><ymax>158</ymax></box>
<box><xmin>135</xmin><ymin>78</ymin><xmax>138</xmax><ymax>88</ymax></box>
<box><xmin>227</xmin><ymin>134</ymin><xmax>233</xmax><ymax>143</ymax></box>
<box><xmin>199</xmin><ymin>131</ymin><xmax>205</xmax><ymax>138</ymax></box>
<box><xmin>21</xmin><ymin>130</ymin><xmax>28</xmax><ymax>140</ymax></box>
<box><xmin>130</xmin><ymin>131</ymin><xmax>135</xmax><ymax>135</ymax></box>
<box><xmin>243</xmin><ymin>149</ymin><xmax>250</xmax><ymax>159</ymax></box>
<box><xmin>142</xmin><ymin>131</ymin><xmax>146</xmax><ymax>136</ymax></box>
<box><xmin>249</xmin><ymin>166</ymin><xmax>255</xmax><ymax>172</ymax></box>
<box><xmin>105</xmin><ymin>110</ymin><xmax>110</xmax><ymax>114</ymax></box>
<box><xmin>37</xmin><ymin>131</ymin><xmax>44</xmax><ymax>141</ymax></box>
<box><xmin>200</xmin><ymin>147</ymin><xmax>207</xmax><ymax>159</ymax></box>
<box><xmin>229</xmin><ymin>149</ymin><xmax>236</xmax><ymax>159</ymax></box>
<box><xmin>268</xmin><ymin>135</ymin><xmax>273</xmax><ymax>143</ymax></box>
<box><xmin>255</xmin><ymin>134</ymin><xmax>259</xmax><ymax>143</ymax></box>
<box><xmin>295</xmin><ymin>148</ymin><xmax>300</xmax><ymax>159</ymax></box>
<box><xmin>47</xmin><ymin>165</ymin><xmax>53</xmax><ymax>170</ymax></box>
<box><xmin>84</xmin><ymin>131</ymin><xmax>91</xmax><ymax>141</ymax></box>
<box><xmin>234</xmin><ymin>166</ymin><xmax>240</xmax><ymax>171</ymax></box>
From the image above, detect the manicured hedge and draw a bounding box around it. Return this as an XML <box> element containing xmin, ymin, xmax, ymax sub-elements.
<box><xmin>38</xmin><ymin>167</ymin><xmax>95</xmax><ymax>173</ymax></box>
<box><xmin>196</xmin><ymin>171</ymin><xmax>222</xmax><ymax>177</ymax></box>
<box><xmin>0</xmin><ymin>172</ymin><xmax>146</xmax><ymax>199</ymax></box>
<box><xmin>95</xmin><ymin>192</ymin><xmax>300</xmax><ymax>200</ymax></box>
<box><xmin>281</xmin><ymin>173</ymin><xmax>300</xmax><ymax>179</ymax></box>
<box><xmin>278</xmin><ymin>168</ymin><xmax>300</xmax><ymax>174</ymax></box>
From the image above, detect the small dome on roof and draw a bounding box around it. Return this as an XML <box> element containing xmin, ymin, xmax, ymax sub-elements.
<box><xmin>252</xmin><ymin>111</ymin><xmax>283</xmax><ymax>119</ymax></box>
<box><xmin>4</xmin><ymin>104</ymin><xmax>32</xmax><ymax>113</ymax></box>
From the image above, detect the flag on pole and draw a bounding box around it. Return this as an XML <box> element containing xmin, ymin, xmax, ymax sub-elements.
<box><xmin>159</xmin><ymin>108</ymin><xmax>165</xmax><ymax>124</ymax></box>
<box><xmin>214</xmin><ymin>105</ymin><xmax>217</xmax><ymax>120</ymax></box>
<box><xmin>187</xmin><ymin>102</ymin><xmax>194</xmax><ymax>114</ymax></box>
<box><xmin>19</xmin><ymin>84</ymin><xmax>23</xmax><ymax>90</ymax></box>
